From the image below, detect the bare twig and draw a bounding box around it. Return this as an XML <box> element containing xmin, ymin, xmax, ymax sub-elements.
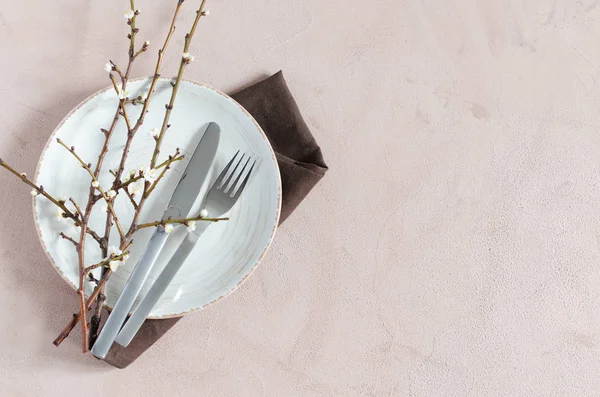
<box><xmin>53</xmin><ymin>268</ymin><xmax>113</xmax><ymax>347</ymax></box>
<box><xmin>59</xmin><ymin>232</ymin><xmax>78</xmax><ymax>246</ymax></box>
<box><xmin>76</xmin><ymin>227</ymin><xmax>89</xmax><ymax>352</ymax></box>
<box><xmin>54</xmin><ymin>241</ymin><xmax>132</xmax><ymax>347</ymax></box>
<box><xmin>88</xmin><ymin>290</ymin><xmax>105</xmax><ymax>349</ymax></box>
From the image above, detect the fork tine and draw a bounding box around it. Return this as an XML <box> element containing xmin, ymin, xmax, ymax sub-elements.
<box><xmin>229</xmin><ymin>156</ymin><xmax>252</xmax><ymax>196</ymax></box>
<box><xmin>222</xmin><ymin>153</ymin><xmax>246</xmax><ymax>193</ymax></box>
<box><xmin>215</xmin><ymin>150</ymin><xmax>239</xmax><ymax>189</ymax></box>
<box><xmin>232</xmin><ymin>160</ymin><xmax>256</xmax><ymax>199</ymax></box>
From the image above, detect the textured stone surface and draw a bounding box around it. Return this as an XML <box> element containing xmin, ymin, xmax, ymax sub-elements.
<box><xmin>2</xmin><ymin>0</ymin><xmax>600</xmax><ymax>395</ymax></box>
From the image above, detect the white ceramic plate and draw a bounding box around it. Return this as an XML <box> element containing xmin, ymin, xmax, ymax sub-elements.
<box><xmin>34</xmin><ymin>78</ymin><xmax>281</xmax><ymax>318</ymax></box>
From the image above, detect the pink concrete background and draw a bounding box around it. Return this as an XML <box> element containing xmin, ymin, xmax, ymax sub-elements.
<box><xmin>2</xmin><ymin>0</ymin><xmax>600</xmax><ymax>395</ymax></box>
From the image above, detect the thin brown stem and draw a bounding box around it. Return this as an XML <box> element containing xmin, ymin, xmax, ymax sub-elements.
<box><xmin>124</xmin><ymin>188</ymin><xmax>139</xmax><ymax>209</ymax></box>
<box><xmin>150</xmin><ymin>0</ymin><xmax>208</xmax><ymax>169</ymax></box>
<box><xmin>0</xmin><ymin>160</ymin><xmax>76</xmax><ymax>218</ymax></box>
<box><xmin>109</xmin><ymin>74</ymin><xmax>133</xmax><ymax>132</ymax></box>
<box><xmin>128</xmin><ymin>0</ymin><xmax>138</xmax><ymax>58</ymax></box>
<box><xmin>88</xmin><ymin>290</ymin><xmax>105</xmax><ymax>349</ymax></box>
<box><xmin>0</xmin><ymin>159</ymin><xmax>104</xmax><ymax>245</ymax></box>
<box><xmin>113</xmin><ymin>155</ymin><xmax>184</xmax><ymax>191</ymax></box>
<box><xmin>77</xmin><ymin>225</ymin><xmax>88</xmax><ymax>352</ymax></box>
<box><xmin>137</xmin><ymin>216</ymin><xmax>228</xmax><ymax>230</ymax></box>
<box><xmin>53</xmin><ymin>268</ymin><xmax>113</xmax><ymax>347</ymax></box>
<box><xmin>145</xmin><ymin>150</ymin><xmax>180</xmax><ymax>196</ymax></box>
<box><xmin>66</xmin><ymin>90</ymin><xmax>125</xmax><ymax>352</ymax></box>
<box><xmin>56</xmin><ymin>139</ymin><xmax>125</xmax><ymax>239</ymax></box>
<box><xmin>124</xmin><ymin>150</ymin><xmax>179</xmax><ymax>239</ymax></box>
<box><xmin>132</xmin><ymin>2</ymin><xmax>182</xmax><ymax>125</ymax></box>
<box><xmin>84</xmin><ymin>251</ymin><xmax>129</xmax><ymax>273</ymax></box>
<box><xmin>59</xmin><ymin>232</ymin><xmax>78</xmax><ymax>246</ymax></box>
<box><xmin>54</xmin><ymin>239</ymin><xmax>132</xmax><ymax>347</ymax></box>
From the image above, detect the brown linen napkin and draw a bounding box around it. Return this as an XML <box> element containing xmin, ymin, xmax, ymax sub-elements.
<box><xmin>103</xmin><ymin>71</ymin><xmax>328</xmax><ymax>368</ymax></box>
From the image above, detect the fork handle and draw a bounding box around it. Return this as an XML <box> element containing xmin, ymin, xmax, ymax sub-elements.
<box><xmin>115</xmin><ymin>222</ymin><xmax>210</xmax><ymax>347</ymax></box>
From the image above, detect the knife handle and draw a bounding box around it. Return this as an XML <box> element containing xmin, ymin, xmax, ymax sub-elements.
<box><xmin>91</xmin><ymin>228</ymin><xmax>170</xmax><ymax>359</ymax></box>
<box><xmin>115</xmin><ymin>223</ymin><xmax>210</xmax><ymax>347</ymax></box>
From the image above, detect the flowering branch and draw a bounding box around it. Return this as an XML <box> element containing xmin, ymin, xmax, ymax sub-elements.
<box><xmin>145</xmin><ymin>150</ymin><xmax>180</xmax><ymax>196</ymax></box>
<box><xmin>84</xmin><ymin>250</ymin><xmax>130</xmax><ymax>274</ymax></box>
<box><xmin>53</xmin><ymin>0</ymin><xmax>198</xmax><ymax>350</ymax></box>
<box><xmin>113</xmin><ymin>154</ymin><xmax>184</xmax><ymax>191</ymax></box>
<box><xmin>150</xmin><ymin>0</ymin><xmax>208</xmax><ymax>169</ymax></box>
<box><xmin>70</xmin><ymin>1</ymin><xmax>188</xmax><ymax>350</ymax></box>
<box><xmin>137</xmin><ymin>215</ymin><xmax>228</xmax><ymax>230</ymax></box>
<box><xmin>0</xmin><ymin>158</ymin><xmax>104</xmax><ymax>245</ymax></box>
<box><xmin>56</xmin><ymin>139</ymin><xmax>125</xmax><ymax>240</ymax></box>
<box><xmin>0</xmin><ymin>0</ymin><xmax>221</xmax><ymax>352</ymax></box>
<box><xmin>109</xmin><ymin>73</ymin><xmax>133</xmax><ymax>132</ymax></box>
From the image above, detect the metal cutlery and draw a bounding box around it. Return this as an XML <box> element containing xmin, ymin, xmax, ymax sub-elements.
<box><xmin>115</xmin><ymin>151</ymin><xmax>255</xmax><ymax>347</ymax></box>
<box><xmin>91</xmin><ymin>123</ymin><xmax>221</xmax><ymax>359</ymax></box>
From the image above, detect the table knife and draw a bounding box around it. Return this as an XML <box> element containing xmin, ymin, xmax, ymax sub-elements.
<box><xmin>91</xmin><ymin>122</ymin><xmax>221</xmax><ymax>359</ymax></box>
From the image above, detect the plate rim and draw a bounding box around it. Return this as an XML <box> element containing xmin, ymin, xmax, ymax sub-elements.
<box><xmin>33</xmin><ymin>77</ymin><xmax>282</xmax><ymax>319</ymax></box>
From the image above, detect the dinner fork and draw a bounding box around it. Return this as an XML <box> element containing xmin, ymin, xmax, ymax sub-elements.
<box><xmin>114</xmin><ymin>151</ymin><xmax>255</xmax><ymax>347</ymax></box>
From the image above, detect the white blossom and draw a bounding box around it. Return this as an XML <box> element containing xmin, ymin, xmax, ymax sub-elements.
<box><xmin>30</xmin><ymin>189</ymin><xmax>38</xmax><ymax>197</ymax></box>
<box><xmin>150</xmin><ymin>128</ymin><xmax>160</xmax><ymax>138</ymax></box>
<box><xmin>108</xmin><ymin>246</ymin><xmax>122</xmax><ymax>258</ymax></box>
<box><xmin>182</xmin><ymin>52</ymin><xmax>194</xmax><ymax>63</ymax></box>
<box><xmin>124</xmin><ymin>10</ymin><xmax>135</xmax><ymax>19</ymax></box>
<box><xmin>59</xmin><ymin>195</ymin><xmax>67</xmax><ymax>202</ymax></box>
<box><xmin>127</xmin><ymin>180</ymin><xmax>144</xmax><ymax>196</ymax></box>
<box><xmin>107</xmin><ymin>245</ymin><xmax>128</xmax><ymax>272</ymax></box>
<box><xmin>142</xmin><ymin>167</ymin><xmax>159</xmax><ymax>183</ymax></box>
<box><xmin>55</xmin><ymin>208</ymin><xmax>66</xmax><ymax>223</ymax></box>
<box><xmin>106</xmin><ymin>190</ymin><xmax>117</xmax><ymax>198</ymax></box>
<box><xmin>129</xmin><ymin>168</ymin><xmax>137</xmax><ymax>176</ymax></box>
<box><xmin>187</xmin><ymin>221</ymin><xmax>196</xmax><ymax>232</ymax></box>
<box><xmin>200</xmin><ymin>209</ymin><xmax>208</xmax><ymax>218</ymax></box>
<box><xmin>144</xmin><ymin>40</ymin><xmax>150</xmax><ymax>46</ymax></box>
<box><xmin>109</xmin><ymin>260</ymin><xmax>121</xmax><ymax>272</ymax></box>
<box><xmin>91</xmin><ymin>180</ymin><xmax>100</xmax><ymax>188</ymax></box>
<box><xmin>104</xmin><ymin>62</ymin><xmax>112</xmax><ymax>73</ymax></box>
<box><xmin>201</xmin><ymin>10</ymin><xmax>210</xmax><ymax>16</ymax></box>
<box><xmin>164</xmin><ymin>224</ymin><xmax>174</xmax><ymax>234</ymax></box>
<box><xmin>118</xmin><ymin>89</ymin><xmax>129</xmax><ymax>100</ymax></box>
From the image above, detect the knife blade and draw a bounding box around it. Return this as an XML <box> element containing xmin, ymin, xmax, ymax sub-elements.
<box><xmin>91</xmin><ymin>122</ymin><xmax>221</xmax><ymax>359</ymax></box>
